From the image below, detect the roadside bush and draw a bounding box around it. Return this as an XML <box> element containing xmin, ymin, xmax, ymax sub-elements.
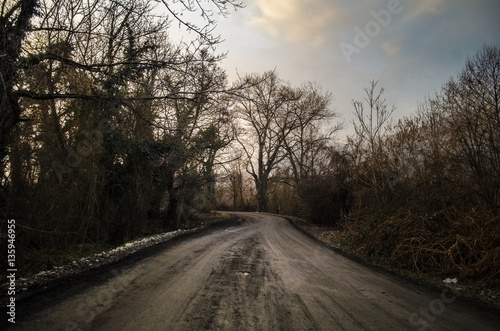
<box><xmin>343</xmin><ymin>206</ymin><xmax>500</xmax><ymax>291</ymax></box>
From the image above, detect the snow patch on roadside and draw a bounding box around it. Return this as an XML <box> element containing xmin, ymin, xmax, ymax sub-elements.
<box><xmin>0</xmin><ymin>225</ymin><xmax>207</xmax><ymax>302</ymax></box>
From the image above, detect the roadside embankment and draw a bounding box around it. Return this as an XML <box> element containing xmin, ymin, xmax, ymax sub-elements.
<box><xmin>286</xmin><ymin>214</ymin><xmax>500</xmax><ymax>312</ymax></box>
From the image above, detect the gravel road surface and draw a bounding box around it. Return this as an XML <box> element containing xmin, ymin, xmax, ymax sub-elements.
<box><xmin>8</xmin><ymin>212</ymin><xmax>500</xmax><ymax>330</ymax></box>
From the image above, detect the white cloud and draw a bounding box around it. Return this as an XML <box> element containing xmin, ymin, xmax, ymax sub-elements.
<box><xmin>247</xmin><ymin>0</ymin><xmax>454</xmax><ymax>49</ymax></box>
<box><xmin>250</xmin><ymin>0</ymin><xmax>337</xmax><ymax>46</ymax></box>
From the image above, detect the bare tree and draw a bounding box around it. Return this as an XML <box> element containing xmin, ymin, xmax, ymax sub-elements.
<box><xmin>351</xmin><ymin>80</ymin><xmax>394</xmax><ymax>201</ymax></box>
<box><xmin>441</xmin><ymin>45</ymin><xmax>500</xmax><ymax>208</ymax></box>
<box><xmin>233</xmin><ymin>71</ymin><xmax>299</xmax><ymax>212</ymax></box>
<box><xmin>282</xmin><ymin>82</ymin><xmax>341</xmax><ymax>187</ymax></box>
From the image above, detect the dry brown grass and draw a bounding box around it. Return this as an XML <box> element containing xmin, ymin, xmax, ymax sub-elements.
<box><xmin>290</xmin><ymin>207</ymin><xmax>500</xmax><ymax>308</ymax></box>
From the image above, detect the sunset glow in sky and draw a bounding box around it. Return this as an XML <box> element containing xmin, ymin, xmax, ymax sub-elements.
<box><xmin>179</xmin><ymin>0</ymin><xmax>500</xmax><ymax>136</ymax></box>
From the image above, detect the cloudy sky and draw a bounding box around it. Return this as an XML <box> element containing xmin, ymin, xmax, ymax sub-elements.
<box><xmin>179</xmin><ymin>0</ymin><xmax>500</xmax><ymax>137</ymax></box>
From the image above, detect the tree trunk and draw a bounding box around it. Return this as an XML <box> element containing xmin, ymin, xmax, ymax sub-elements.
<box><xmin>256</xmin><ymin>177</ymin><xmax>268</xmax><ymax>212</ymax></box>
<box><xmin>174</xmin><ymin>194</ymin><xmax>185</xmax><ymax>229</ymax></box>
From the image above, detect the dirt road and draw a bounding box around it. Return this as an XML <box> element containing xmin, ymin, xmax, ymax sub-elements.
<box><xmin>9</xmin><ymin>213</ymin><xmax>500</xmax><ymax>330</ymax></box>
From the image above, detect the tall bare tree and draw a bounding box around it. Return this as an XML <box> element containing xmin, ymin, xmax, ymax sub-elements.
<box><xmin>351</xmin><ymin>80</ymin><xmax>394</xmax><ymax>201</ymax></box>
<box><xmin>282</xmin><ymin>82</ymin><xmax>341</xmax><ymax>187</ymax></box>
<box><xmin>233</xmin><ymin>71</ymin><xmax>299</xmax><ymax>212</ymax></box>
<box><xmin>441</xmin><ymin>45</ymin><xmax>500</xmax><ymax>208</ymax></box>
